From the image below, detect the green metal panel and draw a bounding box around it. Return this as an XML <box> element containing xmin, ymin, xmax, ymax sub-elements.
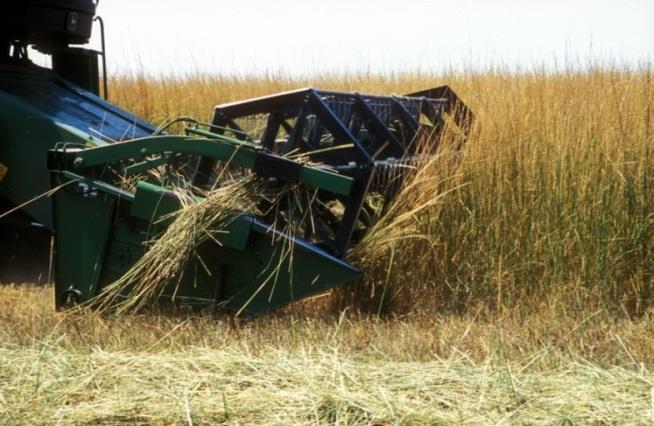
<box><xmin>0</xmin><ymin>72</ymin><xmax>155</xmax><ymax>228</ymax></box>
<box><xmin>0</xmin><ymin>90</ymin><xmax>91</xmax><ymax>228</ymax></box>
<box><xmin>130</xmin><ymin>182</ymin><xmax>182</xmax><ymax>225</ymax></box>
<box><xmin>50</xmin><ymin>171</ymin><xmax>361</xmax><ymax>313</ymax></box>
<box><xmin>51</xmin><ymin>175</ymin><xmax>115</xmax><ymax>307</ymax></box>
<box><xmin>217</xmin><ymin>220</ymin><xmax>362</xmax><ymax>314</ymax></box>
<box><xmin>298</xmin><ymin>166</ymin><xmax>352</xmax><ymax>197</ymax></box>
<box><xmin>217</xmin><ymin>216</ymin><xmax>253</xmax><ymax>252</ymax></box>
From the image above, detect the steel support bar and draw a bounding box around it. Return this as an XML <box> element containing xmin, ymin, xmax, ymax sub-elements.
<box><xmin>213</xmin><ymin>88</ymin><xmax>310</xmax><ymax>118</ymax></box>
<box><xmin>307</xmin><ymin>90</ymin><xmax>373</xmax><ymax>165</ymax></box>
<box><xmin>404</xmin><ymin>85</ymin><xmax>474</xmax><ymax>138</ymax></box>
<box><xmin>353</xmin><ymin>94</ymin><xmax>405</xmax><ymax>158</ymax></box>
<box><xmin>50</xmin><ymin>135</ymin><xmax>353</xmax><ymax>196</ymax></box>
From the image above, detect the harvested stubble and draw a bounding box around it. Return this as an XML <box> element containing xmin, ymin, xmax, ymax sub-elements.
<box><xmin>1</xmin><ymin>285</ymin><xmax>654</xmax><ymax>424</ymax></box>
<box><xmin>1</xmin><ymin>345</ymin><xmax>652</xmax><ymax>424</ymax></box>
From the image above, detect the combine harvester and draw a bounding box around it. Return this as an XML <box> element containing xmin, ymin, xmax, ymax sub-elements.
<box><xmin>0</xmin><ymin>1</ymin><xmax>472</xmax><ymax>314</ymax></box>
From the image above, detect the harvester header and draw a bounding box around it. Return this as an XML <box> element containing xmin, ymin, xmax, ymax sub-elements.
<box><xmin>0</xmin><ymin>1</ymin><xmax>473</xmax><ymax>314</ymax></box>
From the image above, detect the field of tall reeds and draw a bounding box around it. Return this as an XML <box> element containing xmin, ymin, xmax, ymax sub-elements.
<box><xmin>111</xmin><ymin>67</ymin><xmax>654</xmax><ymax>317</ymax></box>
<box><xmin>2</xmin><ymin>67</ymin><xmax>653</xmax><ymax>423</ymax></box>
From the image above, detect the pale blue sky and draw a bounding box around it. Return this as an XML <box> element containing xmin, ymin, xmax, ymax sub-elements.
<box><xmin>89</xmin><ymin>0</ymin><xmax>653</xmax><ymax>76</ymax></box>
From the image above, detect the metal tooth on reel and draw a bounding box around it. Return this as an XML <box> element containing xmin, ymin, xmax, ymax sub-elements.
<box><xmin>208</xmin><ymin>88</ymin><xmax>473</xmax><ymax>257</ymax></box>
<box><xmin>370</xmin><ymin>159</ymin><xmax>415</xmax><ymax>200</ymax></box>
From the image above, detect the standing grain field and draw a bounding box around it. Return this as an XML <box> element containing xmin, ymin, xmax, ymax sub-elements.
<box><xmin>110</xmin><ymin>67</ymin><xmax>654</xmax><ymax>316</ymax></box>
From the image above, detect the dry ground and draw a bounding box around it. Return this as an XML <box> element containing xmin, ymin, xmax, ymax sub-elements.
<box><xmin>0</xmin><ymin>285</ymin><xmax>652</xmax><ymax>424</ymax></box>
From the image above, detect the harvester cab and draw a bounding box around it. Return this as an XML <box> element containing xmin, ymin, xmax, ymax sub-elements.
<box><xmin>0</xmin><ymin>1</ymin><xmax>473</xmax><ymax>314</ymax></box>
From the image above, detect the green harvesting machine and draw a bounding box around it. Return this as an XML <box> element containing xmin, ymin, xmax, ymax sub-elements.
<box><xmin>0</xmin><ymin>1</ymin><xmax>472</xmax><ymax>314</ymax></box>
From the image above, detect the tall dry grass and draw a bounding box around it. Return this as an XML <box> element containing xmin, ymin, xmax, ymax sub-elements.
<box><xmin>109</xmin><ymin>67</ymin><xmax>654</xmax><ymax>317</ymax></box>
